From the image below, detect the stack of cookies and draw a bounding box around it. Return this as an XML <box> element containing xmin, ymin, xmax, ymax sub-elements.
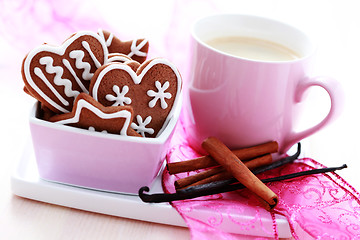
<box><xmin>21</xmin><ymin>30</ymin><xmax>182</xmax><ymax>138</ymax></box>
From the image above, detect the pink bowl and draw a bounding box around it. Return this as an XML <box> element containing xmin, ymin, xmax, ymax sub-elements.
<box><xmin>29</xmin><ymin>98</ymin><xmax>181</xmax><ymax>194</ymax></box>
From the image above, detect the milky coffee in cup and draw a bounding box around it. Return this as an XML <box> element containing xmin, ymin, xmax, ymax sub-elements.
<box><xmin>184</xmin><ymin>14</ymin><xmax>342</xmax><ymax>154</ymax></box>
<box><xmin>206</xmin><ymin>36</ymin><xmax>301</xmax><ymax>61</ymax></box>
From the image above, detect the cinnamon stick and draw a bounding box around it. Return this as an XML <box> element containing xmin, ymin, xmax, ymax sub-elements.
<box><xmin>242</xmin><ymin>154</ymin><xmax>273</xmax><ymax>170</ymax></box>
<box><xmin>139</xmin><ymin>163</ymin><xmax>347</xmax><ymax>204</ymax></box>
<box><xmin>202</xmin><ymin>137</ymin><xmax>278</xmax><ymax>210</ymax></box>
<box><xmin>180</xmin><ymin>170</ymin><xmax>232</xmax><ymax>190</ymax></box>
<box><xmin>175</xmin><ymin>167</ymin><xmax>226</xmax><ymax>190</ymax></box>
<box><xmin>175</xmin><ymin>154</ymin><xmax>272</xmax><ymax>190</ymax></box>
<box><xmin>167</xmin><ymin>141</ymin><xmax>278</xmax><ymax>174</ymax></box>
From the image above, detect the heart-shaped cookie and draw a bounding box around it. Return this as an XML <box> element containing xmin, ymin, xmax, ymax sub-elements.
<box><xmin>89</xmin><ymin>58</ymin><xmax>182</xmax><ymax>137</ymax></box>
<box><xmin>22</xmin><ymin>31</ymin><xmax>108</xmax><ymax>113</ymax></box>
<box><xmin>49</xmin><ymin>93</ymin><xmax>140</xmax><ymax>137</ymax></box>
<box><xmin>98</xmin><ymin>29</ymin><xmax>149</xmax><ymax>63</ymax></box>
<box><xmin>107</xmin><ymin>53</ymin><xmax>132</xmax><ymax>63</ymax></box>
<box><xmin>107</xmin><ymin>53</ymin><xmax>141</xmax><ymax>71</ymax></box>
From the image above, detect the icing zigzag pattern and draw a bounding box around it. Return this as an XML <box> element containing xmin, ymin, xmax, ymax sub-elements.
<box><xmin>39</xmin><ymin>56</ymin><xmax>80</xmax><ymax>98</ymax></box>
<box><xmin>69</xmin><ymin>50</ymin><xmax>94</xmax><ymax>80</ymax></box>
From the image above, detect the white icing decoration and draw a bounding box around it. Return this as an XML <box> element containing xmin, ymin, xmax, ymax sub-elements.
<box><xmin>88</xmin><ymin>126</ymin><xmax>108</xmax><ymax>133</ymax></box>
<box><xmin>131</xmin><ymin>115</ymin><xmax>154</xmax><ymax>137</ymax></box>
<box><xmin>105</xmin><ymin>85</ymin><xmax>132</xmax><ymax>106</ymax></box>
<box><xmin>91</xmin><ymin>58</ymin><xmax>182</xmax><ymax>137</ymax></box>
<box><xmin>55</xmin><ymin>99</ymin><xmax>132</xmax><ymax>135</ymax></box>
<box><xmin>34</xmin><ymin>67</ymin><xmax>70</xmax><ymax>110</ymax></box>
<box><xmin>108</xmin><ymin>55</ymin><xmax>131</xmax><ymax>63</ymax></box>
<box><xmin>106</xmin><ymin>33</ymin><xmax>114</xmax><ymax>47</ymax></box>
<box><xmin>97</xmin><ymin>29</ymin><xmax>113</xmax><ymax>47</ymax></box>
<box><xmin>147</xmin><ymin>81</ymin><xmax>172</xmax><ymax>109</ymax></box>
<box><xmin>69</xmin><ymin>50</ymin><xmax>94</xmax><ymax>81</ymax></box>
<box><xmin>39</xmin><ymin>56</ymin><xmax>80</xmax><ymax>99</ymax></box>
<box><xmin>128</xmin><ymin>39</ymin><xmax>148</xmax><ymax>58</ymax></box>
<box><xmin>82</xmin><ymin>41</ymin><xmax>102</xmax><ymax>68</ymax></box>
<box><xmin>22</xmin><ymin>31</ymin><xmax>108</xmax><ymax>113</ymax></box>
<box><xmin>62</xmin><ymin>59</ymin><xmax>89</xmax><ymax>94</ymax></box>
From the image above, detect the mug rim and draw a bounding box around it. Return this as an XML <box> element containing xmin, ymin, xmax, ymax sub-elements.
<box><xmin>191</xmin><ymin>13</ymin><xmax>317</xmax><ymax>64</ymax></box>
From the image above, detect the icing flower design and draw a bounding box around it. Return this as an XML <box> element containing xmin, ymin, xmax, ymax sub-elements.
<box><xmin>106</xmin><ymin>85</ymin><xmax>132</xmax><ymax>106</ymax></box>
<box><xmin>147</xmin><ymin>81</ymin><xmax>172</xmax><ymax>109</ymax></box>
<box><xmin>131</xmin><ymin>115</ymin><xmax>154</xmax><ymax>137</ymax></box>
<box><xmin>90</xmin><ymin>58</ymin><xmax>182</xmax><ymax>137</ymax></box>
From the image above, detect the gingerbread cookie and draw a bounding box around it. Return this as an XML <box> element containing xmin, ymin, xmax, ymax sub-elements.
<box><xmin>98</xmin><ymin>29</ymin><xmax>149</xmax><ymax>63</ymax></box>
<box><xmin>38</xmin><ymin>103</ymin><xmax>57</xmax><ymax>121</ymax></box>
<box><xmin>49</xmin><ymin>93</ymin><xmax>140</xmax><ymax>136</ymax></box>
<box><xmin>107</xmin><ymin>53</ymin><xmax>140</xmax><ymax>71</ymax></box>
<box><xmin>107</xmin><ymin>53</ymin><xmax>132</xmax><ymax>63</ymax></box>
<box><xmin>22</xmin><ymin>31</ymin><xmax>108</xmax><ymax>114</ymax></box>
<box><xmin>89</xmin><ymin>58</ymin><xmax>182</xmax><ymax>138</ymax></box>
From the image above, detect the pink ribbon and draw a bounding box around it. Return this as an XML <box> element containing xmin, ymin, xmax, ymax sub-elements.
<box><xmin>163</xmin><ymin>117</ymin><xmax>360</xmax><ymax>240</ymax></box>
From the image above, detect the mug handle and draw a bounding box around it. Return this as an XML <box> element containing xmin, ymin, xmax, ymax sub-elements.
<box><xmin>281</xmin><ymin>76</ymin><xmax>344</xmax><ymax>153</ymax></box>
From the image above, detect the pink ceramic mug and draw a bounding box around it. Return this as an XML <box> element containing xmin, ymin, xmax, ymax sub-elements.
<box><xmin>184</xmin><ymin>14</ymin><xmax>342</xmax><ymax>154</ymax></box>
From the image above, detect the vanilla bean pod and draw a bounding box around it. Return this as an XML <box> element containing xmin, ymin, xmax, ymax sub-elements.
<box><xmin>139</xmin><ymin>143</ymin><xmax>301</xmax><ymax>203</ymax></box>
<box><xmin>254</xmin><ymin>143</ymin><xmax>302</xmax><ymax>174</ymax></box>
<box><xmin>139</xmin><ymin>163</ymin><xmax>347</xmax><ymax>203</ymax></box>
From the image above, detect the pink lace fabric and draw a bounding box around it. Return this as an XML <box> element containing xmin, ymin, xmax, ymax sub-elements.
<box><xmin>163</xmin><ymin>116</ymin><xmax>360</xmax><ymax>240</ymax></box>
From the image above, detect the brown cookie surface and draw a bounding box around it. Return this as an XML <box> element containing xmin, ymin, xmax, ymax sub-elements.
<box><xmin>89</xmin><ymin>59</ymin><xmax>182</xmax><ymax>138</ymax></box>
<box><xmin>97</xmin><ymin>29</ymin><xmax>149</xmax><ymax>63</ymax></box>
<box><xmin>22</xmin><ymin>31</ymin><xmax>108</xmax><ymax>113</ymax></box>
<box><xmin>49</xmin><ymin>93</ymin><xmax>140</xmax><ymax>136</ymax></box>
<box><xmin>107</xmin><ymin>53</ymin><xmax>140</xmax><ymax>71</ymax></box>
<box><xmin>107</xmin><ymin>53</ymin><xmax>132</xmax><ymax>63</ymax></box>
